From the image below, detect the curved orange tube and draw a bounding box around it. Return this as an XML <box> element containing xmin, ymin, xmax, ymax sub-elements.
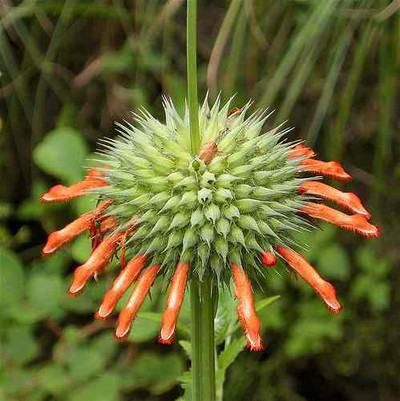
<box><xmin>96</xmin><ymin>255</ymin><xmax>147</xmax><ymax>319</ymax></box>
<box><xmin>231</xmin><ymin>263</ymin><xmax>263</xmax><ymax>351</ymax></box>
<box><xmin>115</xmin><ymin>264</ymin><xmax>160</xmax><ymax>339</ymax></box>
<box><xmin>41</xmin><ymin>169</ymin><xmax>107</xmax><ymax>203</ymax></box>
<box><xmin>299</xmin><ymin>181</ymin><xmax>370</xmax><ymax>218</ymax></box>
<box><xmin>159</xmin><ymin>262</ymin><xmax>190</xmax><ymax>344</ymax></box>
<box><xmin>276</xmin><ymin>246</ymin><xmax>341</xmax><ymax>313</ymax></box>
<box><xmin>301</xmin><ymin>202</ymin><xmax>379</xmax><ymax>238</ymax></box>
<box><xmin>43</xmin><ymin>201</ymin><xmax>112</xmax><ymax>255</ymax></box>
<box><xmin>68</xmin><ymin>231</ymin><xmax>123</xmax><ymax>295</ymax></box>
<box><xmin>300</xmin><ymin>159</ymin><xmax>351</xmax><ymax>181</ymax></box>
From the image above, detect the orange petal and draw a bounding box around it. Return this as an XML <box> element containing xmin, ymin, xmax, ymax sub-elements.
<box><xmin>300</xmin><ymin>159</ymin><xmax>351</xmax><ymax>181</ymax></box>
<box><xmin>260</xmin><ymin>251</ymin><xmax>277</xmax><ymax>267</ymax></box>
<box><xmin>43</xmin><ymin>201</ymin><xmax>112</xmax><ymax>255</ymax></box>
<box><xmin>159</xmin><ymin>262</ymin><xmax>189</xmax><ymax>344</ymax></box>
<box><xmin>299</xmin><ymin>181</ymin><xmax>371</xmax><ymax>218</ymax></box>
<box><xmin>41</xmin><ymin>175</ymin><xmax>107</xmax><ymax>203</ymax></box>
<box><xmin>275</xmin><ymin>246</ymin><xmax>342</xmax><ymax>313</ymax></box>
<box><xmin>96</xmin><ymin>255</ymin><xmax>147</xmax><ymax>319</ymax></box>
<box><xmin>115</xmin><ymin>264</ymin><xmax>160</xmax><ymax>339</ymax></box>
<box><xmin>301</xmin><ymin>202</ymin><xmax>379</xmax><ymax>238</ymax></box>
<box><xmin>231</xmin><ymin>263</ymin><xmax>263</xmax><ymax>351</ymax></box>
<box><xmin>43</xmin><ymin>213</ymin><xmax>93</xmax><ymax>255</ymax></box>
<box><xmin>288</xmin><ymin>144</ymin><xmax>316</xmax><ymax>160</ymax></box>
<box><xmin>68</xmin><ymin>231</ymin><xmax>123</xmax><ymax>295</ymax></box>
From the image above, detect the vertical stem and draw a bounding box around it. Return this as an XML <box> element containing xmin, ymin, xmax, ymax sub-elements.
<box><xmin>187</xmin><ymin>2</ymin><xmax>216</xmax><ymax>400</ymax></box>
<box><xmin>187</xmin><ymin>0</ymin><xmax>200</xmax><ymax>154</ymax></box>
<box><xmin>190</xmin><ymin>276</ymin><xmax>216</xmax><ymax>401</ymax></box>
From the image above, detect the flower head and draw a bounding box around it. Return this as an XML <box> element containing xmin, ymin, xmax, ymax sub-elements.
<box><xmin>41</xmin><ymin>97</ymin><xmax>379</xmax><ymax>349</ymax></box>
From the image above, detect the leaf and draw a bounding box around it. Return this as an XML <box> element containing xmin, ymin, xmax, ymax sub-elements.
<box><xmin>216</xmin><ymin>338</ymin><xmax>246</xmax><ymax>398</ymax></box>
<box><xmin>284</xmin><ymin>299</ymin><xmax>343</xmax><ymax>358</ymax></box>
<box><xmin>317</xmin><ymin>244</ymin><xmax>350</xmax><ymax>280</ymax></box>
<box><xmin>214</xmin><ymin>288</ymin><xmax>237</xmax><ymax>345</ymax></box>
<box><xmin>122</xmin><ymin>352</ymin><xmax>183</xmax><ymax>395</ymax></box>
<box><xmin>218</xmin><ymin>337</ymin><xmax>246</xmax><ymax>372</ymax></box>
<box><xmin>67</xmin><ymin>373</ymin><xmax>120</xmax><ymax>401</ymax></box>
<box><xmin>37</xmin><ymin>364</ymin><xmax>70</xmax><ymax>395</ymax></box>
<box><xmin>128</xmin><ymin>316</ymin><xmax>160</xmax><ymax>343</ymax></box>
<box><xmin>27</xmin><ymin>273</ymin><xmax>64</xmax><ymax>318</ymax></box>
<box><xmin>256</xmin><ymin>295</ymin><xmax>281</xmax><ymax>312</ymax></box>
<box><xmin>179</xmin><ymin>340</ymin><xmax>192</xmax><ymax>359</ymax></box>
<box><xmin>3</xmin><ymin>326</ymin><xmax>39</xmax><ymax>366</ymax></box>
<box><xmin>33</xmin><ymin>127</ymin><xmax>89</xmax><ymax>184</ymax></box>
<box><xmin>70</xmin><ymin>234</ymin><xmax>91</xmax><ymax>263</ymax></box>
<box><xmin>65</xmin><ymin>345</ymin><xmax>108</xmax><ymax>382</ymax></box>
<box><xmin>0</xmin><ymin>248</ymin><xmax>25</xmax><ymax>306</ymax></box>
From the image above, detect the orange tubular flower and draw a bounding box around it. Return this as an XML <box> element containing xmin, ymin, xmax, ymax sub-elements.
<box><xmin>288</xmin><ymin>144</ymin><xmax>316</xmax><ymax>160</ymax></box>
<box><xmin>231</xmin><ymin>263</ymin><xmax>263</xmax><ymax>351</ymax></box>
<box><xmin>299</xmin><ymin>159</ymin><xmax>352</xmax><ymax>181</ymax></box>
<box><xmin>43</xmin><ymin>212</ymin><xmax>94</xmax><ymax>255</ymax></box>
<box><xmin>115</xmin><ymin>264</ymin><xmax>160</xmax><ymax>339</ymax></box>
<box><xmin>301</xmin><ymin>202</ymin><xmax>379</xmax><ymax>238</ymax></box>
<box><xmin>41</xmin><ymin>169</ymin><xmax>107</xmax><ymax>203</ymax></box>
<box><xmin>275</xmin><ymin>246</ymin><xmax>341</xmax><ymax>313</ymax></box>
<box><xmin>69</xmin><ymin>231</ymin><xmax>124</xmax><ymax>295</ymax></box>
<box><xmin>96</xmin><ymin>254</ymin><xmax>147</xmax><ymax>319</ymax></box>
<box><xmin>160</xmin><ymin>262</ymin><xmax>190</xmax><ymax>344</ymax></box>
<box><xmin>299</xmin><ymin>181</ymin><xmax>371</xmax><ymax>218</ymax></box>
<box><xmin>43</xmin><ymin>200</ymin><xmax>112</xmax><ymax>255</ymax></box>
<box><xmin>261</xmin><ymin>251</ymin><xmax>277</xmax><ymax>267</ymax></box>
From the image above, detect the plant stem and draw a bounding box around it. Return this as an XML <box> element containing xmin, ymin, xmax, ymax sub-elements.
<box><xmin>187</xmin><ymin>0</ymin><xmax>200</xmax><ymax>154</ymax></box>
<box><xmin>187</xmin><ymin>3</ymin><xmax>216</xmax><ymax>400</ymax></box>
<box><xmin>190</xmin><ymin>276</ymin><xmax>216</xmax><ymax>401</ymax></box>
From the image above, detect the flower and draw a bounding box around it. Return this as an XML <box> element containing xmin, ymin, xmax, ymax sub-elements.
<box><xmin>41</xmin><ymin>98</ymin><xmax>379</xmax><ymax>350</ymax></box>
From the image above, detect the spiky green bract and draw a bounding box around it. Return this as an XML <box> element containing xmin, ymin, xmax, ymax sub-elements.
<box><xmin>92</xmin><ymin>97</ymin><xmax>312</xmax><ymax>284</ymax></box>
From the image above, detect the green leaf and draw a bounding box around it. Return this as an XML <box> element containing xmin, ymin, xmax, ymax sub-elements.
<box><xmin>122</xmin><ymin>352</ymin><xmax>183</xmax><ymax>395</ymax></box>
<box><xmin>285</xmin><ymin>299</ymin><xmax>343</xmax><ymax>358</ymax></box>
<box><xmin>179</xmin><ymin>340</ymin><xmax>192</xmax><ymax>359</ymax></box>
<box><xmin>3</xmin><ymin>326</ymin><xmax>39</xmax><ymax>366</ymax></box>
<box><xmin>128</xmin><ymin>316</ymin><xmax>160</xmax><ymax>343</ymax></box>
<box><xmin>27</xmin><ymin>273</ymin><xmax>64</xmax><ymax>318</ymax></box>
<box><xmin>37</xmin><ymin>364</ymin><xmax>70</xmax><ymax>395</ymax></box>
<box><xmin>70</xmin><ymin>234</ymin><xmax>91</xmax><ymax>263</ymax></box>
<box><xmin>67</xmin><ymin>373</ymin><xmax>120</xmax><ymax>401</ymax></box>
<box><xmin>33</xmin><ymin>127</ymin><xmax>89</xmax><ymax>184</ymax></box>
<box><xmin>218</xmin><ymin>337</ymin><xmax>246</xmax><ymax>372</ymax></box>
<box><xmin>0</xmin><ymin>248</ymin><xmax>25</xmax><ymax>306</ymax></box>
<box><xmin>256</xmin><ymin>295</ymin><xmax>281</xmax><ymax>312</ymax></box>
<box><xmin>317</xmin><ymin>244</ymin><xmax>350</xmax><ymax>280</ymax></box>
<box><xmin>65</xmin><ymin>345</ymin><xmax>107</xmax><ymax>381</ymax></box>
<box><xmin>216</xmin><ymin>337</ymin><xmax>246</xmax><ymax>398</ymax></box>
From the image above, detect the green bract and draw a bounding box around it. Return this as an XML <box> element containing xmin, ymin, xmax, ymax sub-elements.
<box><xmin>93</xmin><ymin>98</ymin><xmax>312</xmax><ymax>283</ymax></box>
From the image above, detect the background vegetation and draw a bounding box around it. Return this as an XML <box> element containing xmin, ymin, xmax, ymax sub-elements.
<box><xmin>1</xmin><ymin>1</ymin><xmax>399</xmax><ymax>400</ymax></box>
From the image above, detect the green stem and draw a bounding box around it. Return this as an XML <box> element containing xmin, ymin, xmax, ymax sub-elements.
<box><xmin>190</xmin><ymin>276</ymin><xmax>216</xmax><ymax>401</ymax></box>
<box><xmin>187</xmin><ymin>0</ymin><xmax>200</xmax><ymax>154</ymax></box>
<box><xmin>187</xmin><ymin>3</ymin><xmax>216</xmax><ymax>400</ymax></box>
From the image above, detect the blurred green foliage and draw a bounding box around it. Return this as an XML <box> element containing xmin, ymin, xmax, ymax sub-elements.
<box><xmin>1</xmin><ymin>1</ymin><xmax>399</xmax><ymax>400</ymax></box>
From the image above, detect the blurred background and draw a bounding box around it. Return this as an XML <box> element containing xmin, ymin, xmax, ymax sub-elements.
<box><xmin>1</xmin><ymin>1</ymin><xmax>399</xmax><ymax>400</ymax></box>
